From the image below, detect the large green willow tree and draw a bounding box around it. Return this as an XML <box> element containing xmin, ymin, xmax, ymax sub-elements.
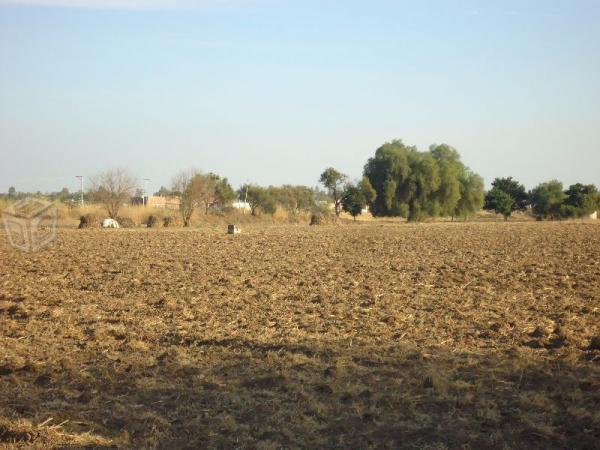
<box><xmin>363</xmin><ymin>140</ymin><xmax>484</xmax><ymax>222</ymax></box>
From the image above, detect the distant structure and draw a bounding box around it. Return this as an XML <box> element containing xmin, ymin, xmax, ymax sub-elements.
<box><xmin>132</xmin><ymin>196</ymin><xmax>180</xmax><ymax>210</ymax></box>
<box><xmin>590</xmin><ymin>211</ymin><xmax>598</xmax><ymax>220</ymax></box>
<box><xmin>232</xmin><ymin>201</ymin><xmax>251</xmax><ymax>211</ymax></box>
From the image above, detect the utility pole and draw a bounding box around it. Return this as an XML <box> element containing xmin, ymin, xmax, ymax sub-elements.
<box><xmin>143</xmin><ymin>178</ymin><xmax>150</xmax><ymax>207</ymax></box>
<box><xmin>76</xmin><ymin>176</ymin><xmax>83</xmax><ymax>207</ymax></box>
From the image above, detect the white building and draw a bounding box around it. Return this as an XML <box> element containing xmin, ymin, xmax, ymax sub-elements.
<box><xmin>232</xmin><ymin>201</ymin><xmax>251</xmax><ymax>211</ymax></box>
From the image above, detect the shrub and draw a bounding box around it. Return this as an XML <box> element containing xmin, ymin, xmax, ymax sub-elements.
<box><xmin>310</xmin><ymin>213</ymin><xmax>323</xmax><ymax>226</ymax></box>
<box><xmin>116</xmin><ymin>216</ymin><xmax>136</xmax><ymax>228</ymax></box>
<box><xmin>146</xmin><ymin>215</ymin><xmax>162</xmax><ymax>228</ymax></box>
<box><xmin>78</xmin><ymin>214</ymin><xmax>101</xmax><ymax>229</ymax></box>
<box><xmin>163</xmin><ymin>216</ymin><xmax>183</xmax><ymax>227</ymax></box>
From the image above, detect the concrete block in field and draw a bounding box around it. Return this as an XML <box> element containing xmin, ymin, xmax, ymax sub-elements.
<box><xmin>228</xmin><ymin>225</ymin><xmax>241</xmax><ymax>234</ymax></box>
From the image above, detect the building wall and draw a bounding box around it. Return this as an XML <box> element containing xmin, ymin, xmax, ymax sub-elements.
<box><xmin>147</xmin><ymin>196</ymin><xmax>181</xmax><ymax>210</ymax></box>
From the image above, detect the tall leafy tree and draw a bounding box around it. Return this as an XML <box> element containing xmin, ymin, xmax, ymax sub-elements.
<box><xmin>454</xmin><ymin>170</ymin><xmax>485</xmax><ymax>220</ymax></box>
<box><xmin>208</xmin><ymin>174</ymin><xmax>236</xmax><ymax>210</ymax></box>
<box><xmin>319</xmin><ymin>168</ymin><xmax>347</xmax><ymax>216</ymax></box>
<box><xmin>529</xmin><ymin>180</ymin><xmax>567</xmax><ymax>220</ymax></box>
<box><xmin>359</xmin><ymin>176</ymin><xmax>376</xmax><ymax>206</ymax></box>
<box><xmin>562</xmin><ymin>183</ymin><xmax>599</xmax><ymax>217</ymax></box>
<box><xmin>484</xmin><ymin>177</ymin><xmax>528</xmax><ymax>216</ymax></box>
<box><xmin>363</xmin><ymin>140</ymin><xmax>414</xmax><ymax>217</ymax></box>
<box><xmin>364</xmin><ymin>139</ymin><xmax>483</xmax><ymax>222</ymax></box>
<box><xmin>430</xmin><ymin>144</ymin><xmax>464</xmax><ymax>217</ymax></box>
<box><xmin>406</xmin><ymin>152</ymin><xmax>441</xmax><ymax>221</ymax></box>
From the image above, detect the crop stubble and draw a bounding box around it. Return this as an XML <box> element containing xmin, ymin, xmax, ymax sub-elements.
<box><xmin>0</xmin><ymin>222</ymin><xmax>599</xmax><ymax>448</ymax></box>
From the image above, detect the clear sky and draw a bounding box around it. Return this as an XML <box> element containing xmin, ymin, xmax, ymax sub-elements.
<box><xmin>1</xmin><ymin>0</ymin><xmax>599</xmax><ymax>195</ymax></box>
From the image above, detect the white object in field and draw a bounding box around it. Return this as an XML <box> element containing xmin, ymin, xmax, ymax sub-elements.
<box><xmin>102</xmin><ymin>218</ymin><xmax>120</xmax><ymax>229</ymax></box>
<box><xmin>228</xmin><ymin>224</ymin><xmax>241</xmax><ymax>234</ymax></box>
<box><xmin>590</xmin><ymin>211</ymin><xmax>598</xmax><ymax>220</ymax></box>
<box><xmin>232</xmin><ymin>201</ymin><xmax>251</xmax><ymax>211</ymax></box>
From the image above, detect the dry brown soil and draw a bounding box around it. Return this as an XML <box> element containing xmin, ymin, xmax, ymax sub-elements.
<box><xmin>0</xmin><ymin>222</ymin><xmax>599</xmax><ymax>449</ymax></box>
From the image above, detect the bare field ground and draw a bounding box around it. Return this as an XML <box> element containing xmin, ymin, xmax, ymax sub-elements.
<box><xmin>0</xmin><ymin>222</ymin><xmax>599</xmax><ymax>449</ymax></box>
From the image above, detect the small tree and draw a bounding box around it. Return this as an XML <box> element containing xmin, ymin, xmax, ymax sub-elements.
<box><xmin>90</xmin><ymin>169</ymin><xmax>137</xmax><ymax>219</ymax></box>
<box><xmin>489</xmin><ymin>177</ymin><xmax>529</xmax><ymax>210</ymax></box>
<box><xmin>485</xmin><ymin>187</ymin><xmax>515</xmax><ymax>221</ymax></box>
<box><xmin>319</xmin><ymin>168</ymin><xmax>347</xmax><ymax>216</ymax></box>
<box><xmin>237</xmin><ymin>184</ymin><xmax>276</xmax><ymax>216</ymax></box>
<box><xmin>484</xmin><ymin>177</ymin><xmax>528</xmax><ymax>219</ymax></box>
<box><xmin>269</xmin><ymin>185</ymin><xmax>316</xmax><ymax>216</ymax></box>
<box><xmin>209</xmin><ymin>174</ymin><xmax>236</xmax><ymax>210</ymax></box>
<box><xmin>563</xmin><ymin>183</ymin><xmax>599</xmax><ymax>217</ymax></box>
<box><xmin>172</xmin><ymin>170</ymin><xmax>216</xmax><ymax>226</ymax></box>
<box><xmin>342</xmin><ymin>184</ymin><xmax>367</xmax><ymax>221</ymax></box>
<box><xmin>529</xmin><ymin>180</ymin><xmax>567</xmax><ymax>220</ymax></box>
<box><xmin>8</xmin><ymin>186</ymin><xmax>16</xmax><ymax>198</ymax></box>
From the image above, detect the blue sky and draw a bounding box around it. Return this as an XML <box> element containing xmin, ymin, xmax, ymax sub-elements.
<box><xmin>0</xmin><ymin>0</ymin><xmax>599</xmax><ymax>194</ymax></box>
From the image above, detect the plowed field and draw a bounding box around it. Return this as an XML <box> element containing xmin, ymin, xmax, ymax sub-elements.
<box><xmin>1</xmin><ymin>222</ymin><xmax>599</xmax><ymax>448</ymax></box>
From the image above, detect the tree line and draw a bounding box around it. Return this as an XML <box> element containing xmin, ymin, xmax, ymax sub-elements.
<box><xmin>484</xmin><ymin>177</ymin><xmax>600</xmax><ymax>220</ymax></box>
<box><xmin>321</xmin><ymin>139</ymin><xmax>599</xmax><ymax>222</ymax></box>
<box><xmin>2</xmin><ymin>138</ymin><xmax>598</xmax><ymax>224</ymax></box>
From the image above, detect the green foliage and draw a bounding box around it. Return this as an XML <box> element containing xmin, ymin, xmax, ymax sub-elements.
<box><xmin>237</xmin><ymin>184</ymin><xmax>276</xmax><ymax>216</ymax></box>
<box><xmin>430</xmin><ymin>144</ymin><xmax>463</xmax><ymax>217</ymax></box>
<box><xmin>483</xmin><ymin>177</ymin><xmax>528</xmax><ymax>219</ymax></box>
<box><xmin>8</xmin><ymin>186</ymin><xmax>16</xmax><ymax>198</ymax></box>
<box><xmin>455</xmin><ymin>170</ymin><xmax>485</xmax><ymax>219</ymax></box>
<box><xmin>319</xmin><ymin>167</ymin><xmax>347</xmax><ymax>216</ymax></box>
<box><xmin>487</xmin><ymin>177</ymin><xmax>529</xmax><ymax>211</ymax></box>
<box><xmin>529</xmin><ymin>180</ymin><xmax>567</xmax><ymax>220</ymax></box>
<box><xmin>563</xmin><ymin>183</ymin><xmax>599</xmax><ymax>217</ymax></box>
<box><xmin>269</xmin><ymin>185</ymin><xmax>316</xmax><ymax>215</ymax></box>
<box><xmin>312</xmin><ymin>187</ymin><xmax>331</xmax><ymax>204</ymax></box>
<box><xmin>312</xmin><ymin>201</ymin><xmax>333</xmax><ymax>218</ymax></box>
<box><xmin>359</xmin><ymin>176</ymin><xmax>376</xmax><ymax>205</ymax></box>
<box><xmin>485</xmin><ymin>188</ymin><xmax>515</xmax><ymax>220</ymax></box>
<box><xmin>363</xmin><ymin>139</ymin><xmax>484</xmax><ymax>222</ymax></box>
<box><xmin>341</xmin><ymin>184</ymin><xmax>367</xmax><ymax>220</ymax></box>
<box><xmin>209</xmin><ymin>174</ymin><xmax>236</xmax><ymax>209</ymax></box>
<box><xmin>559</xmin><ymin>204</ymin><xmax>580</xmax><ymax>219</ymax></box>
